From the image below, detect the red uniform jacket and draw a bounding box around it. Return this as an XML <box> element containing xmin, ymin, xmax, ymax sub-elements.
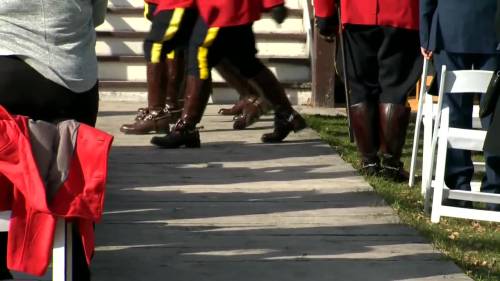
<box><xmin>197</xmin><ymin>0</ymin><xmax>284</xmax><ymax>27</ymax></box>
<box><xmin>156</xmin><ymin>0</ymin><xmax>195</xmax><ymax>12</ymax></box>
<box><xmin>313</xmin><ymin>0</ymin><xmax>419</xmax><ymax>30</ymax></box>
<box><xmin>0</xmin><ymin>106</ymin><xmax>113</xmax><ymax>276</ymax></box>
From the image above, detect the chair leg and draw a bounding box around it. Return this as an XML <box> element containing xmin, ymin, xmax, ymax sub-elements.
<box><xmin>430</xmin><ymin>108</ymin><xmax>451</xmax><ymax>220</ymax></box>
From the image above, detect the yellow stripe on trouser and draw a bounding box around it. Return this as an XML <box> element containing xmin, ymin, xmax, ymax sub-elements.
<box><xmin>143</xmin><ymin>3</ymin><xmax>149</xmax><ymax>19</ymax></box>
<box><xmin>198</xmin><ymin>27</ymin><xmax>219</xmax><ymax>80</ymax></box>
<box><xmin>150</xmin><ymin>8</ymin><xmax>185</xmax><ymax>63</ymax></box>
<box><xmin>167</xmin><ymin>50</ymin><xmax>175</xmax><ymax>60</ymax></box>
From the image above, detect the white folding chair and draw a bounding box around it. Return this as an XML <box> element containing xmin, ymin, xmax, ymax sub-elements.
<box><xmin>0</xmin><ymin>211</ymin><xmax>73</xmax><ymax>281</ymax></box>
<box><xmin>423</xmin><ymin>66</ymin><xmax>500</xmax><ymax>223</ymax></box>
<box><xmin>409</xmin><ymin>60</ymin><xmax>484</xmax><ymax>193</ymax></box>
<box><xmin>409</xmin><ymin>59</ymin><xmax>431</xmax><ymax>188</ymax></box>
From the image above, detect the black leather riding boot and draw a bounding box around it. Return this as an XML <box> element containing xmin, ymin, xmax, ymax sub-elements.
<box><xmin>379</xmin><ymin>103</ymin><xmax>411</xmax><ymax>182</ymax></box>
<box><xmin>248</xmin><ymin>67</ymin><xmax>306</xmax><ymax>142</ymax></box>
<box><xmin>350</xmin><ymin>102</ymin><xmax>380</xmax><ymax>175</ymax></box>
<box><xmin>120</xmin><ymin>63</ymin><xmax>172</xmax><ymax>134</ymax></box>
<box><xmin>151</xmin><ymin>75</ymin><xmax>212</xmax><ymax>148</ymax></box>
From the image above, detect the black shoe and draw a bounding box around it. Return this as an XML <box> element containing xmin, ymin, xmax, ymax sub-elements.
<box><xmin>261</xmin><ymin>110</ymin><xmax>306</xmax><ymax>143</ymax></box>
<box><xmin>360</xmin><ymin>161</ymin><xmax>381</xmax><ymax>176</ymax></box>
<box><xmin>151</xmin><ymin>128</ymin><xmax>200</xmax><ymax>148</ymax></box>
<box><xmin>380</xmin><ymin>156</ymin><xmax>408</xmax><ymax>182</ymax></box>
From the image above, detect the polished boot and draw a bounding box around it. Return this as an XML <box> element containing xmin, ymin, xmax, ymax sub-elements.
<box><xmin>0</xmin><ymin>232</ymin><xmax>12</xmax><ymax>280</ymax></box>
<box><xmin>151</xmin><ymin>75</ymin><xmax>211</xmax><ymax>148</ymax></box>
<box><xmin>120</xmin><ymin>107</ymin><xmax>173</xmax><ymax>134</ymax></box>
<box><xmin>165</xmin><ymin>57</ymin><xmax>183</xmax><ymax>112</ymax></box>
<box><xmin>350</xmin><ymin>102</ymin><xmax>381</xmax><ymax>176</ymax></box>
<box><xmin>233</xmin><ymin>96</ymin><xmax>269</xmax><ymax>130</ymax></box>
<box><xmin>379</xmin><ymin>103</ymin><xmax>411</xmax><ymax>182</ymax></box>
<box><xmin>261</xmin><ymin>110</ymin><xmax>306</xmax><ymax>143</ymax></box>
<box><xmin>248</xmin><ymin>68</ymin><xmax>306</xmax><ymax>142</ymax></box>
<box><xmin>215</xmin><ymin>59</ymin><xmax>261</xmax><ymax>116</ymax></box>
<box><xmin>120</xmin><ymin>62</ymin><xmax>172</xmax><ymax>134</ymax></box>
<box><xmin>219</xmin><ymin>99</ymin><xmax>247</xmax><ymax>116</ymax></box>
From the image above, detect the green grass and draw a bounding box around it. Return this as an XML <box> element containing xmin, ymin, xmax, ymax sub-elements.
<box><xmin>305</xmin><ymin>114</ymin><xmax>500</xmax><ymax>281</ymax></box>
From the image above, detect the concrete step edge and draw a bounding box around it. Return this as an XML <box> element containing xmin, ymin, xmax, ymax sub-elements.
<box><xmin>96</xmin><ymin>31</ymin><xmax>307</xmax><ymax>42</ymax></box>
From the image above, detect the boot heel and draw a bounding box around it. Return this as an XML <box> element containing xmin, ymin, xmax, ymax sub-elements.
<box><xmin>292</xmin><ymin>114</ymin><xmax>307</xmax><ymax>132</ymax></box>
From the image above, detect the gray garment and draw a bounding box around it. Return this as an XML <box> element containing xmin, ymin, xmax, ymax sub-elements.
<box><xmin>28</xmin><ymin>119</ymin><xmax>80</xmax><ymax>202</ymax></box>
<box><xmin>0</xmin><ymin>0</ymin><xmax>107</xmax><ymax>93</ymax></box>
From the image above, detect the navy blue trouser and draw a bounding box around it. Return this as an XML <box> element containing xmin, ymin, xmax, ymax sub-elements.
<box><xmin>434</xmin><ymin>51</ymin><xmax>500</xmax><ymax>196</ymax></box>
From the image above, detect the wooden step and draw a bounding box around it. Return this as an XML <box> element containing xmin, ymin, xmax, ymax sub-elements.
<box><xmin>99</xmin><ymin>80</ymin><xmax>312</xmax><ymax>105</ymax></box>
<box><xmin>96</xmin><ymin>34</ymin><xmax>308</xmax><ymax>57</ymax></box>
<box><xmin>97</xmin><ymin>31</ymin><xmax>307</xmax><ymax>41</ymax></box>
<box><xmin>98</xmin><ymin>13</ymin><xmax>305</xmax><ymax>34</ymax></box>
<box><xmin>97</xmin><ymin>55</ymin><xmax>310</xmax><ymax>83</ymax></box>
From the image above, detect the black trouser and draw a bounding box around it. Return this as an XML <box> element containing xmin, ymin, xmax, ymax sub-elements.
<box><xmin>143</xmin><ymin>2</ymin><xmax>157</xmax><ymax>22</ymax></box>
<box><xmin>0</xmin><ymin>55</ymin><xmax>97</xmax><ymax>280</ymax></box>
<box><xmin>187</xmin><ymin>19</ymin><xmax>265</xmax><ymax>80</ymax></box>
<box><xmin>344</xmin><ymin>25</ymin><xmax>421</xmax><ymax>105</ymax></box>
<box><xmin>143</xmin><ymin>8</ymin><xmax>198</xmax><ymax>63</ymax></box>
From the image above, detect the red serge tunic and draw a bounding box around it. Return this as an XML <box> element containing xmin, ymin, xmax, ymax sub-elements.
<box><xmin>196</xmin><ymin>0</ymin><xmax>284</xmax><ymax>27</ymax></box>
<box><xmin>313</xmin><ymin>0</ymin><xmax>419</xmax><ymax>30</ymax></box>
<box><xmin>0</xmin><ymin>106</ymin><xmax>113</xmax><ymax>276</ymax></box>
<box><xmin>156</xmin><ymin>0</ymin><xmax>196</xmax><ymax>11</ymax></box>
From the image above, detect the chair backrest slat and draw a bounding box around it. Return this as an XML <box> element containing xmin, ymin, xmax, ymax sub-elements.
<box><xmin>443</xmin><ymin>70</ymin><xmax>493</xmax><ymax>94</ymax></box>
<box><xmin>446</xmin><ymin>128</ymin><xmax>487</xmax><ymax>151</ymax></box>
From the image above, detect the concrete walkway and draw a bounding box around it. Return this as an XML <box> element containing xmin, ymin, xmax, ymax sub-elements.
<box><xmin>88</xmin><ymin>101</ymin><xmax>470</xmax><ymax>281</ymax></box>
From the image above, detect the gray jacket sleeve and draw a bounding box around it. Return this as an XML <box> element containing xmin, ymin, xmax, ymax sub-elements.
<box><xmin>420</xmin><ymin>0</ymin><xmax>437</xmax><ymax>49</ymax></box>
<box><xmin>92</xmin><ymin>0</ymin><xmax>108</xmax><ymax>27</ymax></box>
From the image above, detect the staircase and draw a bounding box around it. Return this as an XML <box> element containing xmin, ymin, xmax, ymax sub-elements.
<box><xmin>97</xmin><ymin>0</ymin><xmax>312</xmax><ymax>105</ymax></box>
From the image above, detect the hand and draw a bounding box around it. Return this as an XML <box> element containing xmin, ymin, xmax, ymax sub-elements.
<box><xmin>270</xmin><ymin>5</ymin><xmax>288</xmax><ymax>24</ymax></box>
<box><xmin>316</xmin><ymin>16</ymin><xmax>339</xmax><ymax>42</ymax></box>
<box><xmin>420</xmin><ymin>47</ymin><xmax>433</xmax><ymax>60</ymax></box>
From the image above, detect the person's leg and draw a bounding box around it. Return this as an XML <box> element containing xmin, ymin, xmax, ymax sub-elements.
<box><xmin>215</xmin><ymin>59</ymin><xmax>270</xmax><ymax>130</ymax></box>
<box><xmin>377</xmin><ymin>27</ymin><xmax>421</xmax><ymax>181</ymax></box>
<box><xmin>343</xmin><ymin>25</ymin><xmax>383</xmax><ymax>174</ymax></box>
<box><xmin>222</xmin><ymin>25</ymin><xmax>305</xmax><ymax>142</ymax></box>
<box><xmin>70</xmin><ymin>83</ymin><xmax>100</xmax><ymax>126</ymax></box>
<box><xmin>122</xmin><ymin>8</ymin><xmax>194</xmax><ymax>134</ymax></box>
<box><xmin>151</xmin><ymin>16</ymin><xmax>217</xmax><ymax>148</ymax></box>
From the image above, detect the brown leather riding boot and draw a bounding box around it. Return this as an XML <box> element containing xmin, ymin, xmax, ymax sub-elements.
<box><xmin>215</xmin><ymin>59</ymin><xmax>260</xmax><ymax>116</ymax></box>
<box><xmin>0</xmin><ymin>232</ymin><xmax>12</xmax><ymax>280</ymax></box>
<box><xmin>120</xmin><ymin>62</ymin><xmax>172</xmax><ymax>134</ymax></box>
<box><xmin>165</xmin><ymin>57</ymin><xmax>183</xmax><ymax>112</ymax></box>
<box><xmin>379</xmin><ymin>103</ymin><xmax>411</xmax><ymax>182</ymax></box>
<box><xmin>233</xmin><ymin>96</ymin><xmax>270</xmax><ymax>130</ymax></box>
<box><xmin>248</xmin><ymin>67</ymin><xmax>306</xmax><ymax>142</ymax></box>
<box><xmin>350</xmin><ymin>102</ymin><xmax>380</xmax><ymax>175</ymax></box>
<box><xmin>151</xmin><ymin>75</ymin><xmax>212</xmax><ymax>148</ymax></box>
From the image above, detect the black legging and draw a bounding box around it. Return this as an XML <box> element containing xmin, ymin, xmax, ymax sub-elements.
<box><xmin>0</xmin><ymin>56</ymin><xmax>99</xmax><ymax>126</ymax></box>
<box><xmin>0</xmin><ymin>55</ymin><xmax>97</xmax><ymax>280</ymax></box>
